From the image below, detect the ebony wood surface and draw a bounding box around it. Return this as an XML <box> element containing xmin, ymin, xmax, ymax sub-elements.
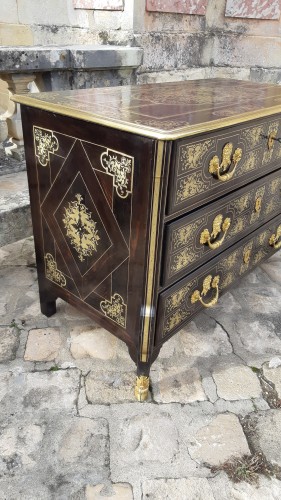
<box><xmin>21</xmin><ymin>105</ymin><xmax>157</xmax><ymax>364</ymax></box>
<box><xmin>167</xmin><ymin>114</ymin><xmax>281</xmax><ymax>216</ymax></box>
<box><xmin>155</xmin><ymin>213</ymin><xmax>281</xmax><ymax>348</ymax></box>
<box><xmin>14</xmin><ymin>79</ymin><xmax>281</xmax><ymax>139</ymax></box>
<box><xmin>162</xmin><ymin>168</ymin><xmax>281</xmax><ymax>286</ymax></box>
<box><xmin>19</xmin><ymin>79</ymin><xmax>281</xmax><ymax>384</ymax></box>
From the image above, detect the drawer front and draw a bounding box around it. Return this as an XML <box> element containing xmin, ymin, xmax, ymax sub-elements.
<box><xmin>155</xmin><ymin>214</ymin><xmax>281</xmax><ymax>346</ymax></box>
<box><xmin>162</xmin><ymin>169</ymin><xmax>281</xmax><ymax>286</ymax></box>
<box><xmin>167</xmin><ymin>115</ymin><xmax>281</xmax><ymax>216</ymax></box>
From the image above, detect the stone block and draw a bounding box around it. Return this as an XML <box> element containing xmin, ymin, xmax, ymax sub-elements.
<box><xmin>225</xmin><ymin>0</ymin><xmax>280</xmax><ymax>19</ymax></box>
<box><xmin>146</xmin><ymin>0</ymin><xmax>208</xmax><ymax>15</ymax></box>
<box><xmin>0</xmin><ymin>23</ymin><xmax>33</xmax><ymax>46</ymax></box>
<box><xmin>0</xmin><ymin>172</ymin><xmax>32</xmax><ymax>247</ymax></box>
<box><xmin>209</xmin><ymin>473</ymin><xmax>281</xmax><ymax>500</ymax></box>
<box><xmin>85</xmin><ymin>371</ymin><xmax>137</xmax><ymax>404</ymax></box>
<box><xmin>188</xmin><ymin>414</ymin><xmax>250</xmax><ymax>465</ymax></box>
<box><xmin>249</xmin><ymin>410</ymin><xmax>281</xmax><ymax>466</ymax></box>
<box><xmin>212</xmin><ymin>364</ymin><xmax>262</xmax><ymax>400</ymax></box>
<box><xmin>70</xmin><ymin>46</ymin><xmax>143</xmax><ymax>69</ymax></box>
<box><xmin>70</xmin><ymin>326</ymin><xmax>117</xmax><ymax>360</ymax></box>
<box><xmin>0</xmin><ymin>369</ymin><xmax>80</xmax><ymax>417</ymax></box>
<box><xmin>135</xmin><ymin>33</ymin><xmax>178</xmax><ymax>71</ymax></box>
<box><xmin>24</xmin><ymin>328</ymin><xmax>62</xmax><ymax>362</ymax></box>
<box><xmin>263</xmin><ymin>364</ymin><xmax>281</xmax><ymax>398</ymax></box>
<box><xmin>112</xmin><ymin>412</ymin><xmax>178</xmax><ymax>464</ymax></box>
<box><xmin>17</xmin><ymin>0</ymin><xmax>89</xmax><ymax>28</ymax></box>
<box><xmin>152</xmin><ymin>366</ymin><xmax>207</xmax><ymax>403</ymax></box>
<box><xmin>58</xmin><ymin>417</ymin><xmax>108</xmax><ymax>466</ymax></box>
<box><xmin>74</xmin><ymin>0</ymin><xmax>124</xmax><ymax>9</ymax></box>
<box><xmin>0</xmin><ymin>423</ymin><xmax>44</xmax><ymax>470</ymax></box>
<box><xmin>0</xmin><ymin>326</ymin><xmax>19</xmax><ymax>362</ymax></box>
<box><xmin>85</xmin><ymin>483</ymin><xmax>133</xmax><ymax>500</ymax></box>
<box><xmin>0</xmin><ymin>0</ymin><xmax>18</xmax><ymax>23</ymax></box>
<box><xmin>142</xmin><ymin>478</ymin><xmax>215</xmax><ymax>500</ymax></box>
<box><xmin>180</xmin><ymin>318</ymin><xmax>232</xmax><ymax>358</ymax></box>
<box><xmin>212</xmin><ymin>35</ymin><xmax>281</xmax><ymax>69</ymax></box>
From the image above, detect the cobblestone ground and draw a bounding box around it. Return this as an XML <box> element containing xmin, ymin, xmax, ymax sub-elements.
<box><xmin>0</xmin><ymin>237</ymin><xmax>281</xmax><ymax>500</ymax></box>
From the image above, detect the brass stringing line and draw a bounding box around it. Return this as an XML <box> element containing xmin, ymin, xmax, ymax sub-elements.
<box><xmin>14</xmin><ymin>94</ymin><xmax>281</xmax><ymax>140</ymax></box>
<box><xmin>81</xmin><ymin>142</ymin><xmax>130</xmax><ymax>251</ymax></box>
<box><xmin>39</xmin><ymin>139</ymin><xmax>77</xmax><ymax>207</ymax></box>
<box><xmin>141</xmin><ymin>140</ymin><xmax>164</xmax><ymax>363</ymax></box>
<box><xmin>36</xmin><ymin>130</ymin><xmax>132</xmax><ymax>314</ymax></box>
<box><xmin>42</xmin><ymin>214</ymin><xmax>82</xmax><ymax>298</ymax></box>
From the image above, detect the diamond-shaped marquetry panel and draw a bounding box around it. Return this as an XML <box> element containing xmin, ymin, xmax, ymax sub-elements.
<box><xmin>34</xmin><ymin>127</ymin><xmax>134</xmax><ymax>328</ymax></box>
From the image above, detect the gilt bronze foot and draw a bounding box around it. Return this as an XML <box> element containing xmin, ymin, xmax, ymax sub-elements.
<box><xmin>134</xmin><ymin>375</ymin><xmax>150</xmax><ymax>402</ymax></box>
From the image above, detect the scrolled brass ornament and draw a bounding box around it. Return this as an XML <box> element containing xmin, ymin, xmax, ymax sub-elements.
<box><xmin>209</xmin><ymin>142</ymin><xmax>242</xmax><ymax>182</ymax></box>
<box><xmin>269</xmin><ymin>225</ymin><xmax>281</xmax><ymax>250</ymax></box>
<box><xmin>62</xmin><ymin>194</ymin><xmax>100</xmax><ymax>262</ymax></box>
<box><xmin>200</xmin><ymin>214</ymin><xmax>231</xmax><ymax>250</ymax></box>
<box><xmin>191</xmin><ymin>274</ymin><xmax>220</xmax><ymax>308</ymax></box>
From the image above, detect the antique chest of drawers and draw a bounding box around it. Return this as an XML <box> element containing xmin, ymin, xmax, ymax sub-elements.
<box><xmin>14</xmin><ymin>79</ymin><xmax>281</xmax><ymax>401</ymax></box>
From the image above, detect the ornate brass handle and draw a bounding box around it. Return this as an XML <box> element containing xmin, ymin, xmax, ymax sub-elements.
<box><xmin>200</xmin><ymin>214</ymin><xmax>231</xmax><ymax>250</ymax></box>
<box><xmin>209</xmin><ymin>143</ymin><xmax>242</xmax><ymax>182</ymax></box>
<box><xmin>269</xmin><ymin>225</ymin><xmax>281</xmax><ymax>249</ymax></box>
<box><xmin>191</xmin><ymin>274</ymin><xmax>220</xmax><ymax>308</ymax></box>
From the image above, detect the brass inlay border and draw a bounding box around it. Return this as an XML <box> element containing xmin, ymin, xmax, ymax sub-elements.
<box><xmin>141</xmin><ymin>140</ymin><xmax>164</xmax><ymax>362</ymax></box>
<box><xmin>100</xmin><ymin>293</ymin><xmax>127</xmax><ymax>328</ymax></box>
<box><xmin>33</xmin><ymin>126</ymin><xmax>59</xmax><ymax>166</ymax></box>
<box><xmin>13</xmin><ymin>94</ymin><xmax>281</xmax><ymax>141</ymax></box>
<box><xmin>44</xmin><ymin>253</ymin><xmax>66</xmax><ymax>287</ymax></box>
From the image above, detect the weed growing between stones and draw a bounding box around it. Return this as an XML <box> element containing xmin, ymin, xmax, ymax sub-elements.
<box><xmin>211</xmin><ymin>452</ymin><xmax>275</xmax><ymax>484</ymax></box>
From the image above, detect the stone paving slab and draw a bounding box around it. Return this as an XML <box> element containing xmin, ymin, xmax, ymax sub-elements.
<box><xmin>0</xmin><ymin>237</ymin><xmax>281</xmax><ymax>499</ymax></box>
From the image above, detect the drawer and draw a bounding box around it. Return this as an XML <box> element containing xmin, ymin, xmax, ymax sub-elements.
<box><xmin>155</xmin><ymin>214</ymin><xmax>281</xmax><ymax>346</ymax></box>
<box><xmin>167</xmin><ymin>114</ymin><xmax>281</xmax><ymax>217</ymax></box>
<box><xmin>162</xmin><ymin>169</ymin><xmax>281</xmax><ymax>286</ymax></box>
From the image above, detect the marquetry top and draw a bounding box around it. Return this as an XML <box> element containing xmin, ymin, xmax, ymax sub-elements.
<box><xmin>13</xmin><ymin>78</ymin><xmax>281</xmax><ymax>140</ymax></box>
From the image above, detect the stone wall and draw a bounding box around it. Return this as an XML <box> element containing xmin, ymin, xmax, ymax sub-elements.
<box><xmin>0</xmin><ymin>0</ymin><xmax>280</xmax><ymax>89</ymax></box>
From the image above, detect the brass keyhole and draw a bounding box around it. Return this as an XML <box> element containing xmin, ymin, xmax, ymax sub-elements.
<box><xmin>255</xmin><ymin>197</ymin><xmax>262</xmax><ymax>213</ymax></box>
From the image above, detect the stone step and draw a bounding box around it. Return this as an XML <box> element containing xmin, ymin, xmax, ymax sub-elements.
<box><xmin>0</xmin><ymin>144</ymin><xmax>26</xmax><ymax>176</ymax></box>
<box><xmin>0</xmin><ymin>170</ymin><xmax>32</xmax><ymax>247</ymax></box>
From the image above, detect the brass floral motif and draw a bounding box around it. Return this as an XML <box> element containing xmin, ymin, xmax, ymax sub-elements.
<box><xmin>232</xmin><ymin>193</ymin><xmax>251</xmax><ymax>213</ymax></box>
<box><xmin>34</xmin><ymin>126</ymin><xmax>59</xmax><ymax>167</ymax></box>
<box><xmin>221</xmin><ymin>272</ymin><xmax>234</xmax><ymax>289</ymax></box>
<box><xmin>164</xmin><ymin>308</ymin><xmax>189</xmax><ymax>335</ymax></box>
<box><xmin>253</xmin><ymin>250</ymin><xmax>267</xmax><ymax>265</ymax></box>
<box><xmin>100</xmin><ymin>149</ymin><xmax>133</xmax><ymax>198</ymax></box>
<box><xmin>270</xmin><ymin>178</ymin><xmax>281</xmax><ymax>194</ymax></box>
<box><xmin>242</xmin><ymin>150</ymin><xmax>259</xmax><ymax>173</ymax></box>
<box><xmin>179</xmin><ymin>139</ymin><xmax>214</xmax><ymax>173</ymax></box>
<box><xmin>100</xmin><ymin>293</ymin><xmax>127</xmax><ymax>327</ymax></box>
<box><xmin>172</xmin><ymin>218</ymin><xmax>205</xmax><ymax>251</ymax></box>
<box><xmin>243</xmin><ymin>126</ymin><xmax>263</xmax><ymax>148</ymax></box>
<box><xmin>170</xmin><ymin>248</ymin><xmax>197</xmax><ymax>274</ymax></box>
<box><xmin>44</xmin><ymin>253</ymin><xmax>66</xmax><ymax>287</ymax></box>
<box><xmin>176</xmin><ymin>172</ymin><xmax>206</xmax><ymax>204</ymax></box>
<box><xmin>243</xmin><ymin>248</ymin><xmax>251</xmax><ymax>264</ymax></box>
<box><xmin>165</xmin><ymin>284</ymin><xmax>191</xmax><ymax>314</ymax></box>
<box><xmin>62</xmin><ymin>194</ymin><xmax>100</xmax><ymax>262</ymax></box>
